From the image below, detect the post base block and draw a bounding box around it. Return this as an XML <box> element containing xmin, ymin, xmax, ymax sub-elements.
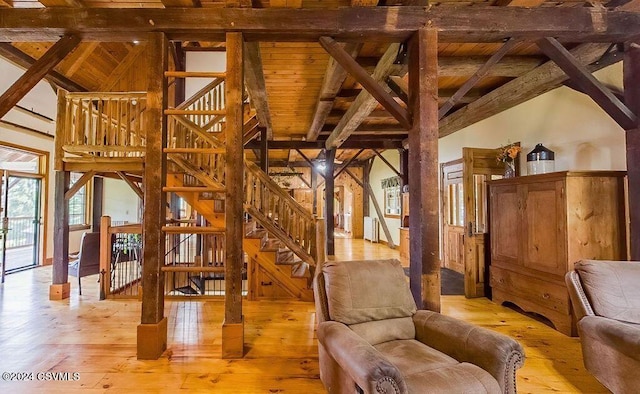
<box><xmin>49</xmin><ymin>283</ymin><xmax>70</xmax><ymax>300</ymax></box>
<box><xmin>137</xmin><ymin>317</ymin><xmax>168</xmax><ymax>360</ymax></box>
<box><xmin>222</xmin><ymin>317</ymin><xmax>244</xmax><ymax>359</ymax></box>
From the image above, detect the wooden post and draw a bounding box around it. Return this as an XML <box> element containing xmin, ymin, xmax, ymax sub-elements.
<box><xmin>223</xmin><ymin>31</ymin><xmax>245</xmax><ymax>359</ymax></box>
<box><xmin>260</xmin><ymin>127</ymin><xmax>268</xmax><ymax>173</ymax></box>
<box><xmin>99</xmin><ymin>215</ymin><xmax>112</xmax><ymax>299</ymax></box>
<box><xmin>625</xmin><ymin>40</ymin><xmax>640</xmax><ymax>261</ymax></box>
<box><xmin>311</xmin><ymin>168</ymin><xmax>318</xmax><ymax>216</ymax></box>
<box><xmin>408</xmin><ymin>28</ymin><xmax>440</xmax><ymax>311</ymax></box>
<box><xmin>137</xmin><ymin>32</ymin><xmax>168</xmax><ymax>360</ymax></box>
<box><xmin>92</xmin><ymin>177</ymin><xmax>103</xmax><ymax>233</ymax></box>
<box><xmin>363</xmin><ymin>158</ymin><xmax>371</xmax><ymax>217</ymax></box>
<box><xmin>324</xmin><ymin>149</ymin><xmax>336</xmax><ymax>256</ymax></box>
<box><xmin>399</xmin><ymin>148</ymin><xmax>409</xmax><ymax>190</ymax></box>
<box><xmin>50</xmin><ymin>170</ymin><xmax>70</xmax><ymax>300</ymax></box>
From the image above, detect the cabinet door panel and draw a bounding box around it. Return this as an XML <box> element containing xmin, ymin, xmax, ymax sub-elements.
<box><xmin>522</xmin><ymin>181</ymin><xmax>566</xmax><ymax>276</ymax></box>
<box><xmin>490</xmin><ymin>184</ymin><xmax>520</xmax><ymax>265</ymax></box>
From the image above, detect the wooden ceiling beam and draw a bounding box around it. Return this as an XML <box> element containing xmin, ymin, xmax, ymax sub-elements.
<box><xmin>439</xmin><ymin>38</ymin><xmax>519</xmax><ymax>119</ymax></box>
<box><xmin>323</xmin><ymin>42</ymin><xmax>407</xmax><ymax>149</ymax></box>
<box><xmin>245</xmin><ymin>139</ymin><xmax>404</xmax><ymax>149</ymax></box>
<box><xmin>244</xmin><ymin>41</ymin><xmax>273</xmax><ymax>138</ymax></box>
<box><xmin>439</xmin><ymin>43</ymin><xmax>620</xmax><ymax>137</ymax></box>
<box><xmin>307</xmin><ymin>42</ymin><xmax>362</xmax><ymax>141</ymax></box>
<box><xmin>0</xmin><ymin>42</ymin><xmax>86</xmax><ymax>92</ymax></box>
<box><xmin>320</xmin><ymin>36</ymin><xmax>410</xmax><ymax>136</ymax></box>
<box><xmin>536</xmin><ymin>37</ymin><xmax>637</xmax><ymax>130</ymax></box>
<box><xmin>0</xmin><ymin>0</ymin><xmax>12</xmax><ymax>8</ymax></box>
<box><xmin>0</xmin><ymin>34</ymin><xmax>81</xmax><ymax>119</ymax></box>
<box><xmin>1</xmin><ymin>7</ymin><xmax>640</xmax><ymax>42</ymax></box>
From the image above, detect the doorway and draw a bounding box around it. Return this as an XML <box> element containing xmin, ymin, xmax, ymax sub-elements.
<box><xmin>0</xmin><ymin>144</ymin><xmax>46</xmax><ymax>282</ymax></box>
<box><xmin>441</xmin><ymin>147</ymin><xmax>505</xmax><ymax>298</ymax></box>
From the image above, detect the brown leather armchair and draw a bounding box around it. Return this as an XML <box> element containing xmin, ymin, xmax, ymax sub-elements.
<box><xmin>566</xmin><ymin>260</ymin><xmax>640</xmax><ymax>393</ymax></box>
<box><xmin>313</xmin><ymin>259</ymin><xmax>525</xmax><ymax>393</ymax></box>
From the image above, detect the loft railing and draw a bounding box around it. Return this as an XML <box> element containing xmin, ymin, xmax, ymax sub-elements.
<box><xmin>244</xmin><ymin>161</ymin><xmax>318</xmax><ymax>267</ymax></box>
<box><xmin>55</xmin><ymin>91</ymin><xmax>147</xmax><ymax>169</ymax></box>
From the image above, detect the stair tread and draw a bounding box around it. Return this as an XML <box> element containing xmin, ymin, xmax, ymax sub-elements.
<box><xmin>290</xmin><ymin>261</ymin><xmax>311</xmax><ymax>279</ymax></box>
<box><xmin>245</xmin><ymin>229</ymin><xmax>267</xmax><ymax>239</ymax></box>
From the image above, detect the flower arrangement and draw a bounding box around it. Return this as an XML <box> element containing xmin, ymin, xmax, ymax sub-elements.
<box><xmin>497</xmin><ymin>142</ymin><xmax>521</xmax><ymax>178</ymax></box>
<box><xmin>497</xmin><ymin>142</ymin><xmax>522</xmax><ymax>164</ymax></box>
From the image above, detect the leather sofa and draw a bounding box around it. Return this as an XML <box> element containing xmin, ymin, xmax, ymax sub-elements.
<box><xmin>566</xmin><ymin>260</ymin><xmax>640</xmax><ymax>393</ymax></box>
<box><xmin>313</xmin><ymin>259</ymin><xmax>525</xmax><ymax>393</ymax></box>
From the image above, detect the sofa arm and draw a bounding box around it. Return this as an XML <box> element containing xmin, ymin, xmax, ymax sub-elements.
<box><xmin>413</xmin><ymin>310</ymin><xmax>524</xmax><ymax>394</ymax></box>
<box><xmin>317</xmin><ymin>321</ymin><xmax>407</xmax><ymax>394</ymax></box>
<box><xmin>580</xmin><ymin>316</ymin><xmax>640</xmax><ymax>362</ymax></box>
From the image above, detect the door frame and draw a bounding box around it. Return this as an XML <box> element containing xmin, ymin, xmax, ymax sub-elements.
<box><xmin>0</xmin><ymin>141</ymin><xmax>49</xmax><ymax>267</ymax></box>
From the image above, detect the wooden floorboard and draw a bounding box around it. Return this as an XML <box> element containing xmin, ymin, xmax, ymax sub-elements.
<box><xmin>0</xmin><ymin>238</ymin><xmax>606</xmax><ymax>392</ymax></box>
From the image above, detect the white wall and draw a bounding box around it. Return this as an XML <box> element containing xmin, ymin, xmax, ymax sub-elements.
<box><xmin>103</xmin><ymin>178</ymin><xmax>141</xmax><ymax>223</ymax></box>
<box><xmin>368</xmin><ymin>150</ymin><xmax>401</xmax><ymax>245</ymax></box>
<box><xmin>185</xmin><ymin>52</ymin><xmax>226</xmax><ymax>99</ymax></box>
<box><xmin>439</xmin><ymin>64</ymin><xmax>626</xmax><ymax>171</ymax></box>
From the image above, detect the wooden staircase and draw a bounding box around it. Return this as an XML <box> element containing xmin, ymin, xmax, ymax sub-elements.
<box><xmin>164</xmin><ymin>78</ymin><xmax>319</xmax><ymax>301</ymax></box>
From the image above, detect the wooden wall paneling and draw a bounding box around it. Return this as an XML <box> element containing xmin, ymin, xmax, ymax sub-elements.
<box><xmin>0</xmin><ymin>35</ymin><xmax>81</xmax><ymax>119</ymax></box>
<box><xmin>50</xmin><ymin>170</ymin><xmax>70</xmax><ymax>300</ymax></box>
<box><xmin>335</xmin><ymin>166</ymin><xmax>364</xmax><ymax>238</ymax></box>
<box><xmin>408</xmin><ymin>28</ymin><xmax>440</xmax><ymax>311</ymax></box>
<box><xmin>624</xmin><ymin>40</ymin><xmax>640</xmax><ymax>260</ymax></box>
<box><xmin>223</xmin><ymin>31</ymin><xmax>245</xmax><ymax>359</ymax></box>
<box><xmin>137</xmin><ymin>32</ymin><xmax>168</xmax><ymax>361</ymax></box>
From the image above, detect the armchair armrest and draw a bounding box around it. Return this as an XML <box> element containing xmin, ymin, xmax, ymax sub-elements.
<box><xmin>579</xmin><ymin>316</ymin><xmax>640</xmax><ymax>362</ymax></box>
<box><xmin>317</xmin><ymin>321</ymin><xmax>407</xmax><ymax>394</ymax></box>
<box><xmin>413</xmin><ymin>310</ymin><xmax>524</xmax><ymax>394</ymax></box>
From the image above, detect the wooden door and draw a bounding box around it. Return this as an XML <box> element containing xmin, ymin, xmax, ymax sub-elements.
<box><xmin>521</xmin><ymin>180</ymin><xmax>567</xmax><ymax>277</ymax></box>
<box><xmin>441</xmin><ymin>161</ymin><xmax>465</xmax><ymax>274</ymax></box>
<box><xmin>462</xmin><ymin>148</ymin><xmax>505</xmax><ymax>298</ymax></box>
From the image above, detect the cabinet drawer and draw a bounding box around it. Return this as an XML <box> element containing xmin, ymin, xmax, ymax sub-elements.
<box><xmin>490</xmin><ymin>266</ymin><xmax>570</xmax><ymax>314</ymax></box>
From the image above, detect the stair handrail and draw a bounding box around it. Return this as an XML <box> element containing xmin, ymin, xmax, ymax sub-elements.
<box><xmin>245</xmin><ymin>161</ymin><xmax>319</xmax><ymax>266</ymax></box>
<box><xmin>245</xmin><ymin>161</ymin><xmax>313</xmax><ymax>221</ymax></box>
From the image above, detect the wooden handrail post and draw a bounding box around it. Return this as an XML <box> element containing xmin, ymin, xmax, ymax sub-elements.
<box><xmin>99</xmin><ymin>215</ymin><xmax>112</xmax><ymax>299</ymax></box>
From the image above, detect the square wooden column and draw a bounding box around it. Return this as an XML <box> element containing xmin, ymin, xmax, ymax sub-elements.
<box><xmin>223</xmin><ymin>31</ymin><xmax>245</xmax><ymax>359</ymax></box>
<box><xmin>137</xmin><ymin>32</ymin><xmax>168</xmax><ymax>360</ymax></box>
<box><xmin>408</xmin><ymin>28</ymin><xmax>440</xmax><ymax>311</ymax></box>
<box><xmin>625</xmin><ymin>40</ymin><xmax>640</xmax><ymax>260</ymax></box>
<box><xmin>50</xmin><ymin>170</ymin><xmax>70</xmax><ymax>300</ymax></box>
<box><xmin>324</xmin><ymin>149</ymin><xmax>336</xmax><ymax>256</ymax></box>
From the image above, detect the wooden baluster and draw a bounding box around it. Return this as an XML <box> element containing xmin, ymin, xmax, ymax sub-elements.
<box><xmin>96</xmin><ymin>99</ymin><xmax>104</xmax><ymax>149</ymax></box>
<box><xmin>87</xmin><ymin>98</ymin><xmax>94</xmax><ymax>146</ymax></box>
<box><xmin>74</xmin><ymin>98</ymin><xmax>83</xmax><ymax>147</ymax></box>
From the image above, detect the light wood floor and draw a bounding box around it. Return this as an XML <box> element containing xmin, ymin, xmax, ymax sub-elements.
<box><xmin>0</xmin><ymin>238</ymin><xmax>606</xmax><ymax>393</ymax></box>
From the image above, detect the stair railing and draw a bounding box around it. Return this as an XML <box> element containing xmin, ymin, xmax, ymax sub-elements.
<box><xmin>244</xmin><ymin>161</ymin><xmax>318</xmax><ymax>267</ymax></box>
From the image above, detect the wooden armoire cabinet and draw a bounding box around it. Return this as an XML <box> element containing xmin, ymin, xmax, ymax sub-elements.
<box><xmin>489</xmin><ymin>171</ymin><xmax>627</xmax><ymax>336</ymax></box>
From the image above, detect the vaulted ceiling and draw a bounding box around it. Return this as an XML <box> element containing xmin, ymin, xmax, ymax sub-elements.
<box><xmin>0</xmin><ymin>0</ymin><xmax>638</xmax><ymax>165</ymax></box>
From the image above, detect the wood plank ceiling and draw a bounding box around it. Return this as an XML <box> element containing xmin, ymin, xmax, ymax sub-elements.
<box><xmin>0</xmin><ymin>0</ymin><xmax>633</xmax><ymax>165</ymax></box>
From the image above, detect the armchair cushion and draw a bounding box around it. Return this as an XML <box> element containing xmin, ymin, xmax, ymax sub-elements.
<box><xmin>575</xmin><ymin>260</ymin><xmax>640</xmax><ymax>324</ymax></box>
<box><xmin>349</xmin><ymin>317</ymin><xmax>415</xmax><ymax>346</ymax></box>
<box><xmin>323</xmin><ymin>259</ymin><xmax>416</xmax><ymax>325</ymax></box>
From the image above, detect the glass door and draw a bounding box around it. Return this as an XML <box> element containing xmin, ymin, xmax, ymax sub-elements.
<box><xmin>1</xmin><ymin>173</ymin><xmax>42</xmax><ymax>276</ymax></box>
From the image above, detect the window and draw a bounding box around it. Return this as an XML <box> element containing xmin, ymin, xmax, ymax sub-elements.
<box><xmin>68</xmin><ymin>172</ymin><xmax>90</xmax><ymax>228</ymax></box>
<box><xmin>382</xmin><ymin>176</ymin><xmax>401</xmax><ymax>218</ymax></box>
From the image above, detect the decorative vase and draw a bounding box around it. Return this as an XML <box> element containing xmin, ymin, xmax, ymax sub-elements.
<box><xmin>504</xmin><ymin>161</ymin><xmax>516</xmax><ymax>178</ymax></box>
